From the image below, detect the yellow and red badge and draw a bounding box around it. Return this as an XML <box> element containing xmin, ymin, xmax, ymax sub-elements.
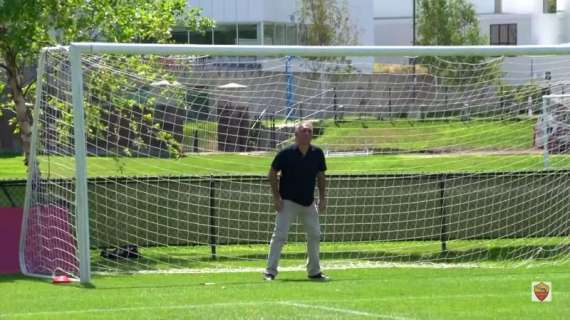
<box><xmin>532</xmin><ymin>281</ymin><xmax>552</xmax><ymax>302</ymax></box>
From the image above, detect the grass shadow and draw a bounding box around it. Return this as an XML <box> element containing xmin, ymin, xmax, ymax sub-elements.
<box><xmin>212</xmin><ymin>244</ymin><xmax>570</xmax><ymax>264</ymax></box>
<box><xmin>90</xmin><ymin>244</ymin><xmax>570</xmax><ymax>274</ymax></box>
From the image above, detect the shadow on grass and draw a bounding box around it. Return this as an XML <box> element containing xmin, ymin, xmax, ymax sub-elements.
<box><xmin>268</xmin><ymin>245</ymin><xmax>570</xmax><ymax>264</ymax></box>
<box><xmin>0</xmin><ymin>274</ymin><xmax>25</xmax><ymax>283</ymax></box>
<box><xmin>81</xmin><ymin>244</ymin><xmax>570</xmax><ymax>290</ymax></box>
<box><xmin>92</xmin><ymin>254</ymin><xmax>209</xmax><ymax>273</ymax></box>
<box><xmin>0</xmin><ymin>274</ymin><xmax>98</xmax><ymax>289</ymax></box>
<box><xmin>0</xmin><ymin>154</ymin><xmax>22</xmax><ymax>159</ymax></box>
<box><xmin>92</xmin><ymin>244</ymin><xmax>570</xmax><ymax>273</ymax></box>
<box><xmin>278</xmin><ymin>278</ymin><xmax>335</xmax><ymax>283</ymax></box>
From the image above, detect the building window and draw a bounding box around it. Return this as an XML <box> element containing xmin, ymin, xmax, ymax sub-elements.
<box><xmin>172</xmin><ymin>29</ymin><xmax>213</xmax><ymax>44</ymax></box>
<box><xmin>544</xmin><ymin>0</ymin><xmax>556</xmax><ymax>13</ymax></box>
<box><xmin>238</xmin><ymin>24</ymin><xmax>258</xmax><ymax>45</ymax></box>
<box><xmin>263</xmin><ymin>23</ymin><xmax>298</xmax><ymax>45</ymax></box>
<box><xmin>490</xmin><ymin>24</ymin><xmax>517</xmax><ymax>45</ymax></box>
<box><xmin>177</xmin><ymin>24</ymin><xmax>260</xmax><ymax>45</ymax></box>
<box><xmin>189</xmin><ymin>30</ymin><xmax>214</xmax><ymax>44</ymax></box>
<box><xmin>171</xmin><ymin>30</ymin><xmax>190</xmax><ymax>44</ymax></box>
<box><xmin>213</xmin><ymin>24</ymin><xmax>237</xmax><ymax>45</ymax></box>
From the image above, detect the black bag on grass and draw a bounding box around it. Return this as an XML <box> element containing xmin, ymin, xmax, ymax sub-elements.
<box><xmin>100</xmin><ymin>244</ymin><xmax>140</xmax><ymax>260</ymax></box>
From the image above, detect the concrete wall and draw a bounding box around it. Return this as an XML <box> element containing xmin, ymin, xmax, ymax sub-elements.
<box><xmin>348</xmin><ymin>0</ymin><xmax>375</xmax><ymax>45</ymax></box>
<box><xmin>375</xmin><ymin>18</ymin><xmax>413</xmax><ymax>46</ymax></box>
<box><xmin>374</xmin><ymin>0</ymin><xmax>496</xmax><ymax>18</ymax></box>
<box><xmin>479</xmin><ymin>13</ymin><xmax>532</xmax><ymax>44</ymax></box>
<box><xmin>502</xmin><ymin>0</ymin><xmax>543</xmax><ymax>14</ymax></box>
<box><xmin>179</xmin><ymin>66</ymin><xmax>558</xmax><ymax>118</ymax></box>
<box><xmin>530</xmin><ymin>12</ymin><xmax>567</xmax><ymax>44</ymax></box>
<box><xmin>188</xmin><ymin>0</ymin><xmax>268</xmax><ymax>23</ymax></box>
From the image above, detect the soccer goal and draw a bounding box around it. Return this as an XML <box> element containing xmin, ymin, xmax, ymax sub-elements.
<box><xmin>22</xmin><ymin>43</ymin><xmax>570</xmax><ymax>283</ymax></box>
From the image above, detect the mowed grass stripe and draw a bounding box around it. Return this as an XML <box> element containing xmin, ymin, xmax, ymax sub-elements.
<box><xmin>1</xmin><ymin>153</ymin><xmax>569</xmax><ymax>179</ymax></box>
<box><xmin>313</xmin><ymin>119</ymin><xmax>535</xmax><ymax>151</ymax></box>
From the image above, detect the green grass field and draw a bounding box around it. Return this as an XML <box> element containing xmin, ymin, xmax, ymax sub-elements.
<box><xmin>204</xmin><ymin>118</ymin><xmax>536</xmax><ymax>152</ymax></box>
<box><xmin>1</xmin><ymin>264</ymin><xmax>568</xmax><ymax>319</ymax></box>
<box><xmin>1</xmin><ymin>153</ymin><xmax>569</xmax><ymax>180</ymax></box>
<box><xmin>3</xmin><ymin>239</ymin><xmax>569</xmax><ymax>319</ymax></box>
<box><xmin>312</xmin><ymin>118</ymin><xmax>536</xmax><ymax>151</ymax></box>
<box><xmin>1</xmin><ymin>118</ymin><xmax>568</xmax><ymax>319</ymax></box>
<box><xmin>3</xmin><ymin>118</ymin><xmax>567</xmax><ymax>180</ymax></box>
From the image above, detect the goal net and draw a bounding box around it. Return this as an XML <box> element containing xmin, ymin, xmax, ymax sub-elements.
<box><xmin>23</xmin><ymin>44</ymin><xmax>570</xmax><ymax>283</ymax></box>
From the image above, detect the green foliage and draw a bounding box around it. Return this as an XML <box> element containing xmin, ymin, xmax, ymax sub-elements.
<box><xmin>0</xmin><ymin>0</ymin><xmax>214</xmax><ymax>51</ymax></box>
<box><xmin>417</xmin><ymin>0</ymin><xmax>486</xmax><ymax>46</ymax></box>
<box><xmin>0</xmin><ymin>68</ymin><xmax>7</xmax><ymax>119</ymax></box>
<box><xmin>0</xmin><ymin>0</ymin><xmax>214</xmax><ymax>158</ymax></box>
<box><xmin>416</xmin><ymin>0</ymin><xmax>499</xmax><ymax>86</ymax></box>
<box><xmin>497</xmin><ymin>82</ymin><xmax>543</xmax><ymax>114</ymax></box>
<box><xmin>296</xmin><ymin>0</ymin><xmax>359</xmax><ymax>72</ymax></box>
<box><xmin>297</xmin><ymin>0</ymin><xmax>358</xmax><ymax>46</ymax></box>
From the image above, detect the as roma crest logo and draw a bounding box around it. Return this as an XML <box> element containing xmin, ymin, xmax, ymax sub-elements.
<box><xmin>532</xmin><ymin>282</ymin><xmax>552</xmax><ymax>302</ymax></box>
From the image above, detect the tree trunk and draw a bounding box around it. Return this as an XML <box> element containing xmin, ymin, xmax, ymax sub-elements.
<box><xmin>4</xmin><ymin>51</ymin><xmax>32</xmax><ymax>166</ymax></box>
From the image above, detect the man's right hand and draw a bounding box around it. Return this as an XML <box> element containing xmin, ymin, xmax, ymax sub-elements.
<box><xmin>273</xmin><ymin>196</ymin><xmax>283</xmax><ymax>213</ymax></box>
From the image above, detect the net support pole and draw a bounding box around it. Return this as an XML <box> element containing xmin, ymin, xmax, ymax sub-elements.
<box><xmin>541</xmin><ymin>96</ymin><xmax>550</xmax><ymax>169</ymax></box>
<box><xmin>285</xmin><ymin>56</ymin><xmax>295</xmax><ymax>121</ymax></box>
<box><xmin>19</xmin><ymin>49</ymin><xmax>47</xmax><ymax>276</ymax></box>
<box><xmin>70</xmin><ymin>45</ymin><xmax>91</xmax><ymax>284</ymax></box>
<box><xmin>270</xmin><ymin>113</ymin><xmax>276</xmax><ymax>150</ymax></box>
<box><xmin>209</xmin><ymin>176</ymin><xmax>217</xmax><ymax>259</ymax></box>
<box><xmin>439</xmin><ymin>175</ymin><xmax>449</xmax><ymax>254</ymax></box>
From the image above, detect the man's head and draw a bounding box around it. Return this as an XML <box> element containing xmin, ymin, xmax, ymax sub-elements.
<box><xmin>295</xmin><ymin>121</ymin><xmax>313</xmax><ymax>146</ymax></box>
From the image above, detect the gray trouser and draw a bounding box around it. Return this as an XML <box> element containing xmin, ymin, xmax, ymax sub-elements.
<box><xmin>266</xmin><ymin>199</ymin><xmax>321</xmax><ymax>276</ymax></box>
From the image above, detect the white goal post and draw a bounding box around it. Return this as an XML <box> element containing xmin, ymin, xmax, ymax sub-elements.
<box><xmin>22</xmin><ymin>43</ymin><xmax>570</xmax><ymax>284</ymax></box>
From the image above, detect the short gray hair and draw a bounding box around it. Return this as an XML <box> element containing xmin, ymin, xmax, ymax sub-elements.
<box><xmin>295</xmin><ymin>121</ymin><xmax>313</xmax><ymax>133</ymax></box>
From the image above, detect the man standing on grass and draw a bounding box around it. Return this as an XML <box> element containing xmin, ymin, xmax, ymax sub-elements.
<box><xmin>264</xmin><ymin>121</ymin><xmax>329</xmax><ymax>281</ymax></box>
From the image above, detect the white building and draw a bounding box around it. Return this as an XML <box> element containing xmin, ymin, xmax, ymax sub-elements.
<box><xmin>179</xmin><ymin>1</ymin><xmax>570</xmax><ymax>83</ymax></box>
<box><xmin>180</xmin><ymin>0</ymin><xmax>570</xmax><ymax>47</ymax></box>
<box><xmin>373</xmin><ymin>0</ymin><xmax>570</xmax><ymax>84</ymax></box>
<box><xmin>375</xmin><ymin>0</ymin><xmax>570</xmax><ymax>46</ymax></box>
<box><xmin>180</xmin><ymin>0</ymin><xmax>374</xmax><ymax>46</ymax></box>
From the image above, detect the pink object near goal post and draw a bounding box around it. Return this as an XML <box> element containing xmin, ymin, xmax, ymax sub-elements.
<box><xmin>0</xmin><ymin>208</ymin><xmax>23</xmax><ymax>274</ymax></box>
<box><xmin>21</xmin><ymin>205</ymin><xmax>79</xmax><ymax>278</ymax></box>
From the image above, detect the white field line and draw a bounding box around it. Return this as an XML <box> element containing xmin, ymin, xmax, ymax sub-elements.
<box><xmin>7</xmin><ymin>291</ymin><xmax>570</xmax><ymax>319</ymax></box>
<box><xmin>1</xmin><ymin>300</ymin><xmax>414</xmax><ymax>319</ymax></box>
<box><xmin>3</xmin><ymin>293</ymin><xmax>544</xmax><ymax>319</ymax></box>
<box><xmin>0</xmin><ymin>302</ymin><xmax>267</xmax><ymax>318</ymax></box>
<box><xmin>279</xmin><ymin>301</ymin><xmax>412</xmax><ymax>320</ymax></box>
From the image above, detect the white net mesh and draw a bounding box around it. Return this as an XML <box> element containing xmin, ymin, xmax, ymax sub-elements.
<box><xmin>22</xmin><ymin>46</ymin><xmax>570</xmax><ymax>279</ymax></box>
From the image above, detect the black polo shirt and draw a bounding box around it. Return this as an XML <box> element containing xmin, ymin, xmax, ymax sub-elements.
<box><xmin>271</xmin><ymin>144</ymin><xmax>327</xmax><ymax>206</ymax></box>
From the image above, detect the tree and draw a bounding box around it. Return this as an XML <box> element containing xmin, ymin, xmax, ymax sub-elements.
<box><xmin>417</xmin><ymin>0</ymin><xmax>485</xmax><ymax>47</ymax></box>
<box><xmin>0</xmin><ymin>0</ymin><xmax>214</xmax><ymax>164</ymax></box>
<box><xmin>415</xmin><ymin>0</ymin><xmax>498</xmax><ymax>86</ymax></box>
<box><xmin>297</xmin><ymin>0</ymin><xmax>359</xmax><ymax>46</ymax></box>
<box><xmin>295</xmin><ymin>0</ymin><xmax>360</xmax><ymax>101</ymax></box>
